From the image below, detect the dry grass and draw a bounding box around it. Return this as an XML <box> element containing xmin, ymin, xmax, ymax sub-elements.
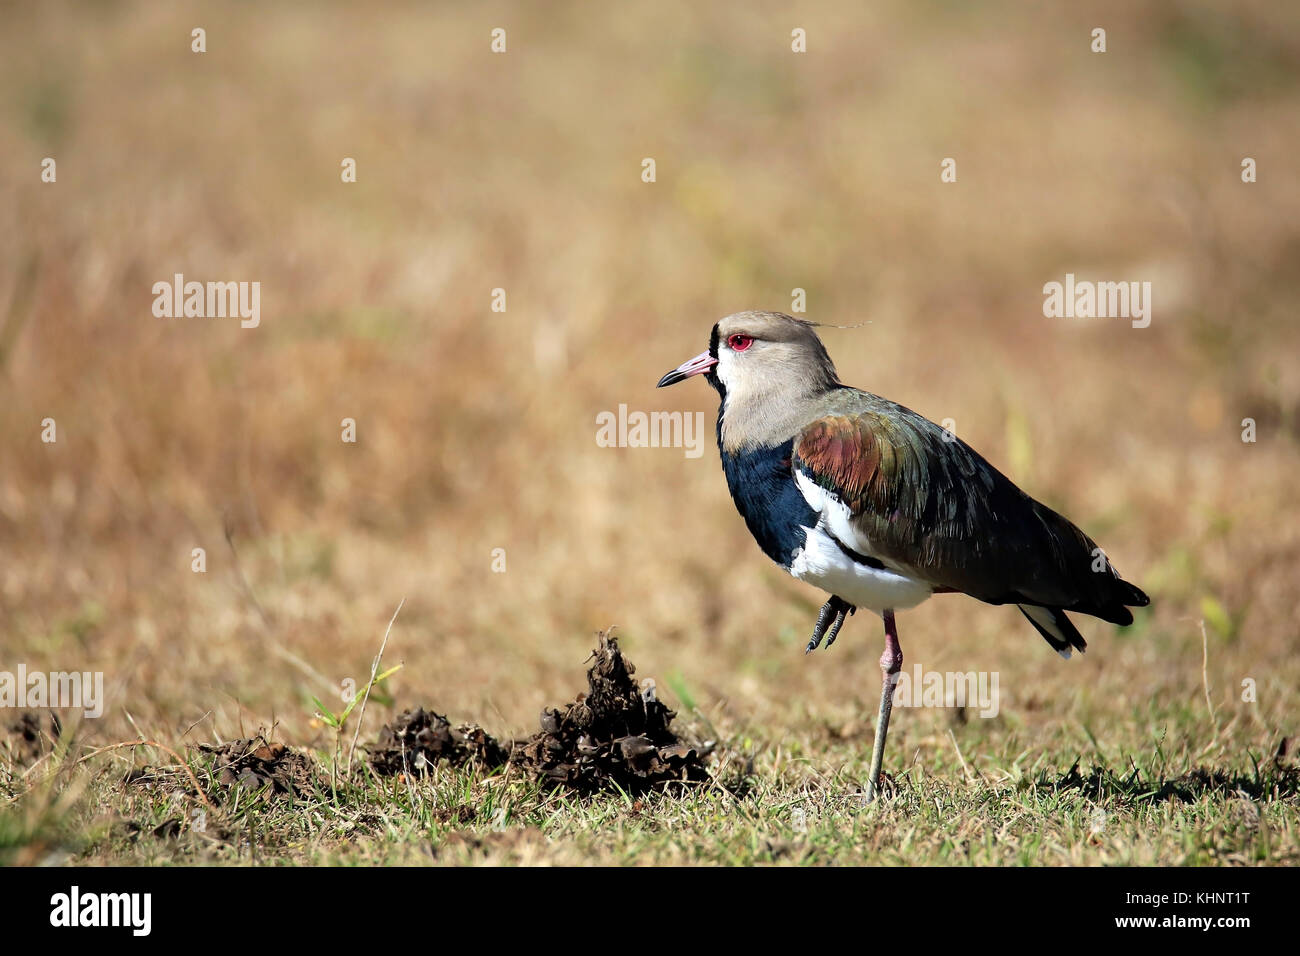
<box><xmin>2</xmin><ymin>0</ymin><xmax>1298</xmax><ymax>865</ymax></box>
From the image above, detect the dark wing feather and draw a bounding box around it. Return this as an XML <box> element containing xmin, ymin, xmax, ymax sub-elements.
<box><xmin>792</xmin><ymin>395</ymin><xmax>1148</xmax><ymax>623</ymax></box>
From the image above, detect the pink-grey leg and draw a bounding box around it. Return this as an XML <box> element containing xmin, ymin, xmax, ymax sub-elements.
<box><xmin>866</xmin><ymin>608</ymin><xmax>902</xmax><ymax>801</ymax></box>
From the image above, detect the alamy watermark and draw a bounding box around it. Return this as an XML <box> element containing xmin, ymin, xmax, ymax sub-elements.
<box><xmin>0</xmin><ymin>665</ymin><xmax>104</xmax><ymax>718</ymax></box>
<box><xmin>1043</xmin><ymin>273</ymin><xmax>1151</xmax><ymax>328</ymax></box>
<box><xmin>891</xmin><ymin>664</ymin><xmax>999</xmax><ymax>718</ymax></box>
<box><xmin>596</xmin><ymin>404</ymin><xmax>707</xmax><ymax>459</ymax></box>
<box><xmin>50</xmin><ymin>886</ymin><xmax>151</xmax><ymax>936</ymax></box>
<box><xmin>152</xmin><ymin>273</ymin><xmax>260</xmax><ymax>328</ymax></box>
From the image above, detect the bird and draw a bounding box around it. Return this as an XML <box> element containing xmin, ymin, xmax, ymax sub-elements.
<box><xmin>657</xmin><ymin>311</ymin><xmax>1149</xmax><ymax>800</ymax></box>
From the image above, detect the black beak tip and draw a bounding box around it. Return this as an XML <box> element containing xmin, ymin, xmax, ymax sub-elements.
<box><xmin>656</xmin><ymin>370</ymin><xmax>682</xmax><ymax>388</ymax></box>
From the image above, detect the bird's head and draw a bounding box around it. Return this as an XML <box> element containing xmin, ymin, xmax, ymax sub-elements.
<box><xmin>657</xmin><ymin>311</ymin><xmax>839</xmax><ymax>403</ymax></box>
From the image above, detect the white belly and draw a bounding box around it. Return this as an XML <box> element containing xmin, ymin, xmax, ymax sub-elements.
<box><xmin>790</xmin><ymin>522</ymin><xmax>934</xmax><ymax>614</ymax></box>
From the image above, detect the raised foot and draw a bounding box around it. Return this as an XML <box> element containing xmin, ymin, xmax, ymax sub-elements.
<box><xmin>804</xmin><ymin>596</ymin><xmax>856</xmax><ymax>653</ymax></box>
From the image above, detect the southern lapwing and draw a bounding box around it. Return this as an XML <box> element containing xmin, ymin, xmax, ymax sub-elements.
<box><xmin>657</xmin><ymin>311</ymin><xmax>1149</xmax><ymax>800</ymax></box>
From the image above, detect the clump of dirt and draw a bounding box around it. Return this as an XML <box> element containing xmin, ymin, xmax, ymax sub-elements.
<box><xmin>369</xmin><ymin>708</ymin><xmax>509</xmax><ymax>776</ymax></box>
<box><xmin>512</xmin><ymin>632</ymin><xmax>711</xmax><ymax>793</ymax></box>
<box><xmin>195</xmin><ymin>735</ymin><xmax>320</xmax><ymax>798</ymax></box>
<box><xmin>369</xmin><ymin>631</ymin><xmax>713</xmax><ymax>794</ymax></box>
<box><xmin>123</xmin><ymin>734</ymin><xmax>318</xmax><ymax>803</ymax></box>
<box><xmin>3</xmin><ymin>711</ymin><xmax>62</xmax><ymax>765</ymax></box>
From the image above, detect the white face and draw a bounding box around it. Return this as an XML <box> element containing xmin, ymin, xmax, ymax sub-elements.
<box><xmin>713</xmin><ymin>328</ymin><xmax>799</xmax><ymax>399</ymax></box>
<box><xmin>713</xmin><ymin>337</ymin><xmax>739</xmax><ymax>389</ymax></box>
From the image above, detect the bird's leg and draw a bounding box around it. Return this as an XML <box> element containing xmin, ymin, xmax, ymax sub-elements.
<box><xmin>865</xmin><ymin>609</ymin><xmax>902</xmax><ymax>802</ymax></box>
<box><xmin>805</xmin><ymin>596</ymin><xmax>855</xmax><ymax>654</ymax></box>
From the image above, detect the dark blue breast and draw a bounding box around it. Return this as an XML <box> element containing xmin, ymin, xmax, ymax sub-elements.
<box><xmin>720</xmin><ymin>436</ymin><xmax>819</xmax><ymax>570</ymax></box>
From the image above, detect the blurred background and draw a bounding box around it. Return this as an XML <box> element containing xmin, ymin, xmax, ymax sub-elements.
<box><xmin>2</xmin><ymin>0</ymin><xmax>1298</xmax><ymax>756</ymax></box>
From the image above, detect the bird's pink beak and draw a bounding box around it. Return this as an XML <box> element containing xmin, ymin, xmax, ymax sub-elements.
<box><xmin>657</xmin><ymin>350</ymin><xmax>718</xmax><ymax>387</ymax></box>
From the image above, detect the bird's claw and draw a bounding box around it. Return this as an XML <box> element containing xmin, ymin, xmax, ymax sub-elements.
<box><xmin>805</xmin><ymin>596</ymin><xmax>856</xmax><ymax>653</ymax></box>
<box><xmin>824</xmin><ymin>603</ymin><xmax>854</xmax><ymax>649</ymax></box>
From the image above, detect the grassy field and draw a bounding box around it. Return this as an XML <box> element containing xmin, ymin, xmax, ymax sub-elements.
<box><xmin>2</xmin><ymin>0</ymin><xmax>1299</xmax><ymax>866</ymax></box>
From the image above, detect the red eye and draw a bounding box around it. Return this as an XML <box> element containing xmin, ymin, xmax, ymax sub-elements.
<box><xmin>727</xmin><ymin>334</ymin><xmax>753</xmax><ymax>352</ymax></box>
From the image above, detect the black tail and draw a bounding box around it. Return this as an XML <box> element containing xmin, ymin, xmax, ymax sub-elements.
<box><xmin>1024</xmin><ymin>500</ymin><xmax>1151</xmax><ymax>627</ymax></box>
<box><xmin>1073</xmin><ymin>576</ymin><xmax>1150</xmax><ymax>626</ymax></box>
<box><xmin>1018</xmin><ymin>574</ymin><xmax>1148</xmax><ymax>658</ymax></box>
